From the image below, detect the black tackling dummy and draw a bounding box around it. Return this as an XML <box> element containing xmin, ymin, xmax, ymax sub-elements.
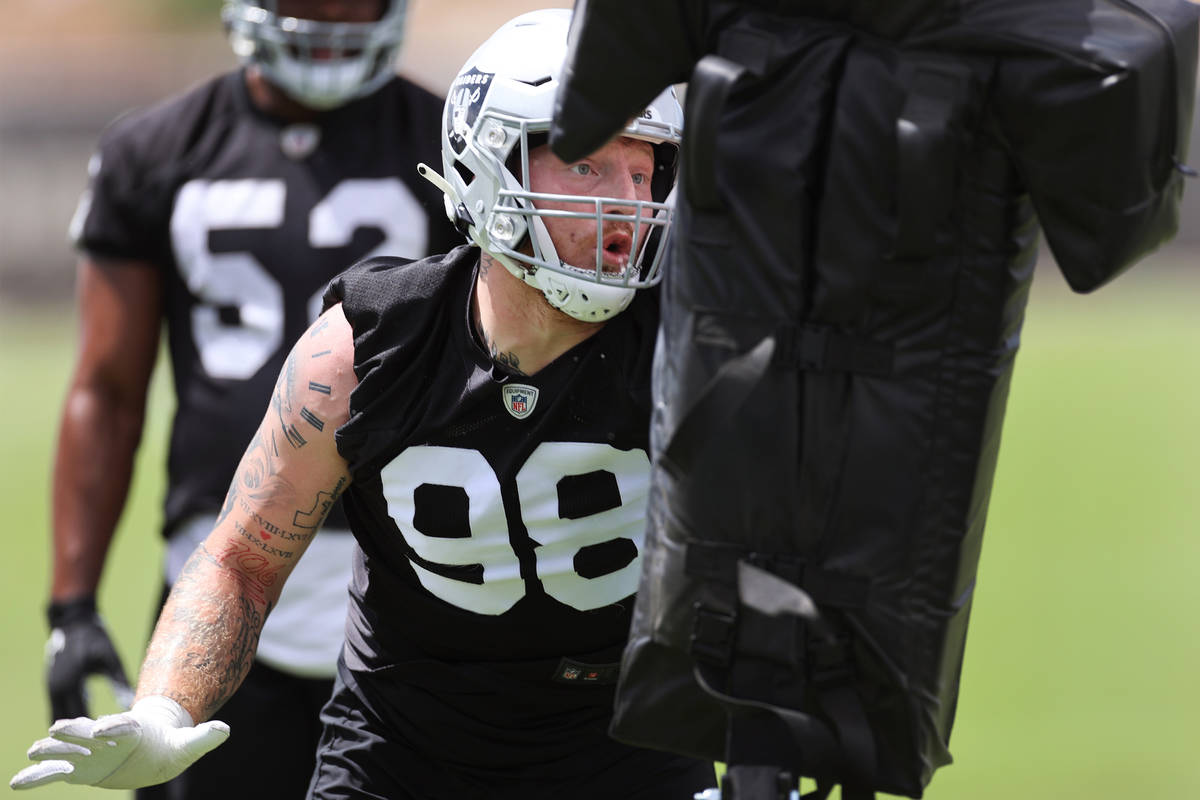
<box><xmin>550</xmin><ymin>2</ymin><xmax>1199</xmax><ymax>798</ymax></box>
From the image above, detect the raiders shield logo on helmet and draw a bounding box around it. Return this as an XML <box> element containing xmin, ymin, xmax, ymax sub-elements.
<box><xmin>446</xmin><ymin>67</ymin><xmax>493</xmax><ymax>155</ymax></box>
<box><xmin>501</xmin><ymin>384</ymin><xmax>539</xmax><ymax>420</ymax></box>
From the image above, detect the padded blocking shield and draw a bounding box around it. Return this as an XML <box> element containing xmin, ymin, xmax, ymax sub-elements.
<box><xmin>580</xmin><ymin>3</ymin><xmax>1199</xmax><ymax>797</ymax></box>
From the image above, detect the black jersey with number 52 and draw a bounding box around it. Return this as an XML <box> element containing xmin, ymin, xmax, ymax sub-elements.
<box><xmin>72</xmin><ymin>70</ymin><xmax>459</xmax><ymax>536</ymax></box>
<box><xmin>326</xmin><ymin>248</ymin><xmax>658</xmax><ymax>668</ymax></box>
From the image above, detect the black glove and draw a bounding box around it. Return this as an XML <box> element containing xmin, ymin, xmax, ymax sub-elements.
<box><xmin>45</xmin><ymin>596</ymin><xmax>132</xmax><ymax>722</ymax></box>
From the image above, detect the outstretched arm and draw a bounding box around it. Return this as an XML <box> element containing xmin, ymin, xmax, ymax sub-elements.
<box><xmin>136</xmin><ymin>302</ymin><xmax>358</xmax><ymax>723</ymax></box>
<box><xmin>12</xmin><ymin>303</ymin><xmax>358</xmax><ymax>791</ymax></box>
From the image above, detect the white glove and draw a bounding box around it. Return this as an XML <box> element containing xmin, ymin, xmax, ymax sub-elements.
<box><xmin>10</xmin><ymin>695</ymin><xmax>229</xmax><ymax>790</ymax></box>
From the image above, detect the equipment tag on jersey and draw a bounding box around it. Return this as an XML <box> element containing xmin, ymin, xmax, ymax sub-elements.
<box><xmin>280</xmin><ymin>123</ymin><xmax>321</xmax><ymax>160</ymax></box>
<box><xmin>552</xmin><ymin>658</ymin><xmax>620</xmax><ymax>685</ymax></box>
<box><xmin>501</xmin><ymin>383</ymin><xmax>539</xmax><ymax>419</ymax></box>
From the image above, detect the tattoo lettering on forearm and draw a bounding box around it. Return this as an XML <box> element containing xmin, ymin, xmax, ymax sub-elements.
<box><xmin>293</xmin><ymin>476</ymin><xmax>347</xmax><ymax>530</ymax></box>
<box><xmin>310</xmin><ymin>350</ymin><xmax>332</xmax><ymax>359</ymax></box>
<box><xmin>235</xmin><ymin>495</ymin><xmax>317</xmax><ymax>543</ymax></box>
<box><xmin>309</xmin><ymin>380</ymin><xmax>332</xmax><ymax>394</ymax></box>
<box><xmin>232</xmin><ymin>518</ymin><xmax>298</xmax><ymax>560</ymax></box>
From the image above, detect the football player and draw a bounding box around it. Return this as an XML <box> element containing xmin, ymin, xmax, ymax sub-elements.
<box><xmin>40</xmin><ymin>1</ymin><xmax>458</xmax><ymax>798</ymax></box>
<box><xmin>14</xmin><ymin>8</ymin><xmax>717</xmax><ymax>798</ymax></box>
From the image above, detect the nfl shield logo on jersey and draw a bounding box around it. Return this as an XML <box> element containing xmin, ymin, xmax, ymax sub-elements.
<box><xmin>279</xmin><ymin>123</ymin><xmax>321</xmax><ymax>160</ymax></box>
<box><xmin>501</xmin><ymin>384</ymin><xmax>539</xmax><ymax>420</ymax></box>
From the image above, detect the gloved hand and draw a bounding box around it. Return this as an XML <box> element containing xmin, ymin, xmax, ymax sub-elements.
<box><xmin>10</xmin><ymin>695</ymin><xmax>230</xmax><ymax>790</ymax></box>
<box><xmin>45</xmin><ymin>596</ymin><xmax>133</xmax><ymax>720</ymax></box>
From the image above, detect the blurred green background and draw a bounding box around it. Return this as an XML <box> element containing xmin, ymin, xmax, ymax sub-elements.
<box><xmin>1</xmin><ymin>1</ymin><xmax>1198</xmax><ymax>798</ymax></box>
<box><xmin>4</xmin><ymin>259</ymin><xmax>1197</xmax><ymax>800</ymax></box>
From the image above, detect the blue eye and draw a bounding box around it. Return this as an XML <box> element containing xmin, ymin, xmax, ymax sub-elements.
<box><xmin>571</xmin><ymin>163</ymin><xmax>593</xmax><ymax>176</ymax></box>
<box><xmin>631</xmin><ymin>173</ymin><xmax>648</xmax><ymax>186</ymax></box>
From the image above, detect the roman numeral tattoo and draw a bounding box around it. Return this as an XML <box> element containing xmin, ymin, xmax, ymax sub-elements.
<box><xmin>300</xmin><ymin>407</ymin><xmax>325</xmax><ymax>432</ymax></box>
<box><xmin>283</xmin><ymin>424</ymin><xmax>307</xmax><ymax>449</ymax></box>
<box><xmin>309</xmin><ymin>316</ymin><xmax>332</xmax><ymax>338</ymax></box>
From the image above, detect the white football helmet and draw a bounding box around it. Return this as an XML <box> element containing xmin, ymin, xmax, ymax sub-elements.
<box><xmin>222</xmin><ymin>0</ymin><xmax>407</xmax><ymax>110</ymax></box>
<box><xmin>419</xmin><ymin>8</ymin><xmax>683</xmax><ymax>322</ymax></box>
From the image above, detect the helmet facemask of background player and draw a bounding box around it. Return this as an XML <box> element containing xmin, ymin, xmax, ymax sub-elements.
<box><xmin>222</xmin><ymin>0</ymin><xmax>407</xmax><ymax>110</ymax></box>
<box><xmin>419</xmin><ymin>8</ymin><xmax>684</xmax><ymax>323</ymax></box>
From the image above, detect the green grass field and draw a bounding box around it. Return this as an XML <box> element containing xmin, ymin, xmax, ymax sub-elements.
<box><xmin>1</xmin><ymin>254</ymin><xmax>1197</xmax><ymax>799</ymax></box>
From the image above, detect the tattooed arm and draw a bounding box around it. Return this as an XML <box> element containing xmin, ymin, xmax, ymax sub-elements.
<box><xmin>135</xmin><ymin>304</ymin><xmax>358</xmax><ymax>724</ymax></box>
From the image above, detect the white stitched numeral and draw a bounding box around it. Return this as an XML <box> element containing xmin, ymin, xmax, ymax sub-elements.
<box><xmin>517</xmin><ymin>442</ymin><xmax>649</xmax><ymax>611</ymax></box>
<box><xmin>380</xmin><ymin>443</ymin><xmax>649</xmax><ymax>615</ymax></box>
<box><xmin>171</xmin><ymin>178</ymin><xmax>427</xmax><ymax>380</ymax></box>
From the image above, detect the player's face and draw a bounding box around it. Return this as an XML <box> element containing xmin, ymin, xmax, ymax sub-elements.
<box><xmin>275</xmin><ymin>0</ymin><xmax>385</xmax><ymax>24</ymax></box>
<box><xmin>526</xmin><ymin>137</ymin><xmax>656</xmax><ymax>276</ymax></box>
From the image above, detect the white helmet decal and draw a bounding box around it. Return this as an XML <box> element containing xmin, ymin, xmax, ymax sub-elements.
<box><xmin>446</xmin><ymin>69</ymin><xmax>494</xmax><ymax>155</ymax></box>
<box><xmin>419</xmin><ymin>8</ymin><xmax>684</xmax><ymax>323</ymax></box>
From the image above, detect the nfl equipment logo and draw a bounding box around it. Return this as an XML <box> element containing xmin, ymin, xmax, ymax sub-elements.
<box><xmin>501</xmin><ymin>384</ymin><xmax>539</xmax><ymax>420</ymax></box>
<box><xmin>280</xmin><ymin>123</ymin><xmax>321</xmax><ymax>160</ymax></box>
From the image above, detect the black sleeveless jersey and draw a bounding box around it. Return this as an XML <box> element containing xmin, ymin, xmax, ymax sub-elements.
<box><xmin>73</xmin><ymin>70</ymin><xmax>460</xmax><ymax>535</ymax></box>
<box><xmin>325</xmin><ymin>247</ymin><xmax>658</xmax><ymax>672</ymax></box>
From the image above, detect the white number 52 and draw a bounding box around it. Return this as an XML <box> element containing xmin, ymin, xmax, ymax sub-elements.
<box><xmin>170</xmin><ymin>178</ymin><xmax>426</xmax><ymax>380</ymax></box>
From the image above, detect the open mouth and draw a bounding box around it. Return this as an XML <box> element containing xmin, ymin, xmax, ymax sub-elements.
<box><xmin>601</xmin><ymin>229</ymin><xmax>634</xmax><ymax>273</ymax></box>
